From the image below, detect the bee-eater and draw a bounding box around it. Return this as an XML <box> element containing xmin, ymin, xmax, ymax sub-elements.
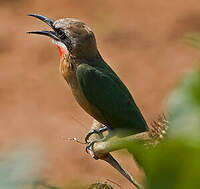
<box><xmin>28</xmin><ymin>14</ymin><xmax>148</xmax><ymax>151</ymax></box>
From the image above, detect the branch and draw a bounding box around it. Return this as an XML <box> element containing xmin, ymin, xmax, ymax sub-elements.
<box><xmin>92</xmin><ymin>114</ymin><xmax>168</xmax><ymax>159</ymax></box>
<box><xmin>93</xmin><ymin>131</ymin><xmax>151</xmax><ymax>159</ymax></box>
<box><xmin>87</xmin><ymin>115</ymin><xmax>168</xmax><ymax>188</ymax></box>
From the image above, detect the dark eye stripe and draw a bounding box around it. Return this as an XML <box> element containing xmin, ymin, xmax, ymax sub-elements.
<box><xmin>55</xmin><ymin>28</ymin><xmax>72</xmax><ymax>52</ymax></box>
<box><xmin>56</xmin><ymin>29</ymin><xmax>66</xmax><ymax>39</ymax></box>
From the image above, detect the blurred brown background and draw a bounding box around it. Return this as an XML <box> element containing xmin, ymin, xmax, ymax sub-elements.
<box><xmin>1</xmin><ymin>0</ymin><xmax>200</xmax><ymax>188</ymax></box>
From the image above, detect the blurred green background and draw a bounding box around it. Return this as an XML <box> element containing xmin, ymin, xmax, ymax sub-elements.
<box><xmin>1</xmin><ymin>0</ymin><xmax>200</xmax><ymax>188</ymax></box>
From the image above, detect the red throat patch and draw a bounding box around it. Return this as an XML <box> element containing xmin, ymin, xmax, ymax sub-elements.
<box><xmin>57</xmin><ymin>45</ymin><xmax>66</xmax><ymax>57</ymax></box>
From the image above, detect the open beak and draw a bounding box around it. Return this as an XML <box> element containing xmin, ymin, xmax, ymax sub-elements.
<box><xmin>27</xmin><ymin>14</ymin><xmax>59</xmax><ymax>41</ymax></box>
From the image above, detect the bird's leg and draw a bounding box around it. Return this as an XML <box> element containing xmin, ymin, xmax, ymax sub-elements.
<box><xmin>85</xmin><ymin>120</ymin><xmax>114</xmax><ymax>158</ymax></box>
<box><xmin>85</xmin><ymin>126</ymin><xmax>108</xmax><ymax>143</ymax></box>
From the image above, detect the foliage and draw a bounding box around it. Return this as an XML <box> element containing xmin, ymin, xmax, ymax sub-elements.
<box><xmin>167</xmin><ymin>69</ymin><xmax>200</xmax><ymax>141</ymax></box>
<box><xmin>128</xmin><ymin>138</ymin><xmax>200</xmax><ymax>189</ymax></box>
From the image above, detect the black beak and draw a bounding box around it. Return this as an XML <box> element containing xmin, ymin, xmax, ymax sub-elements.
<box><xmin>27</xmin><ymin>14</ymin><xmax>59</xmax><ymax>41</ymax></box>
<box><xmin>28</xmin><ymin>14</ymin><xmax>54</xmax><ymax>28</ymax></box>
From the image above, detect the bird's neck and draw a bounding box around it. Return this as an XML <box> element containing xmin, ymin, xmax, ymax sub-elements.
<box><xmin>68</xmin><ymin>49</ymin><xmax>104</xmax><ymax>67</ymax></box>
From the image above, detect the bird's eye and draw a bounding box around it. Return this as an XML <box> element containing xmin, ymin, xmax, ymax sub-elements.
<box><xmin>56</xmin><ymin>29</ymin><xmax>66</xmax><ymax>39</ymax></box>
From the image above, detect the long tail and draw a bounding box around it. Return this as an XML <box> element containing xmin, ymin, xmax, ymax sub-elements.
<box><xmin>102</xmin><ymin>153</ymin><xmax>142</xmax><ymax>189</ymax></box>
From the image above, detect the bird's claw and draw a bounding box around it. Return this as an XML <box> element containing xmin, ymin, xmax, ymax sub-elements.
<box><xmin>85</xmin><ymin>126</ymin><xmax>108</xmax><ymax>143</ymax></box>
<box><xmin>85</xmin><ymin>135</ymin><xmax>109</xmax><ymax>160</ymax></box>
<box><xmin>85</xmin><ymin>140</ymin><xmax>101</xmax><ymax>160</ymax></box>
<box><xmin>85</xmin><ymin>140</ymin><xmax>95</xmax><ymax>154</ymax></box>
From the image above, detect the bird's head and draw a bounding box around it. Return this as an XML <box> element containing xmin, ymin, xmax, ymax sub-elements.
<box><xmin>28</xmin><ymin>14</ymin><xmax>99</xmax><ymax>60</ymax></box>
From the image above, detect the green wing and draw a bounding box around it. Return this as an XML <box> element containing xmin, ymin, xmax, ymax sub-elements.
<box><xmin>76</xmin><ymin>63</ymin><xmax>148</xmax><ymax>135</ymax></box>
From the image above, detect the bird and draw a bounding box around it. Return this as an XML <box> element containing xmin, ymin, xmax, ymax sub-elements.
<box><xmin>27</xmin><ymin>14</ymin><xmax>148</xmax><ymax>152</ymax></box>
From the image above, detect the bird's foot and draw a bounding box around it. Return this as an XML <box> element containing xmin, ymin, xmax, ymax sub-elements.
<box><xmin>85</xmin><ymin>126</ymin><xmax>108</xmax><ymax>143</ymax></box>
<box><xmin>85</xmin><ymin>136</ymin><xmax>108</xmax><ymax>159</ymax></box>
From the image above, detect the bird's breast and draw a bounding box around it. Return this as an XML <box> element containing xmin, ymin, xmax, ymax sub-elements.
<box><xmin>59</xmin><ymin>56</ymin><xmax>106</xmax><ymax>124</ymax></box>
<box><xmin>59</xmin><ymin>54</ymin><xmax>77</xmax><ymax>87</ymax></box>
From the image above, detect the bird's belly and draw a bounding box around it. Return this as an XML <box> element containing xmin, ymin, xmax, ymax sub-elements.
<box><xmin>60</xmin><ymin>57</ymin><xmax>106</xmax><ymax>124</ymax></box>
<box><xmin>71</xmin><ymin>83</ymin><xmax>106</xmax><ymax>124</ymax></box>
<box><xmin>72</xmin><ymin>86</ymin><xmax>105</xmax><ymax>122</ymax></box>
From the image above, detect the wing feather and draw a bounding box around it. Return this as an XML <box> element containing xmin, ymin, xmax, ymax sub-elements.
<box><xmin>76</xmin><ymin>64</ymin><xmax>148</xmax><ymax>135</ymax></box>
